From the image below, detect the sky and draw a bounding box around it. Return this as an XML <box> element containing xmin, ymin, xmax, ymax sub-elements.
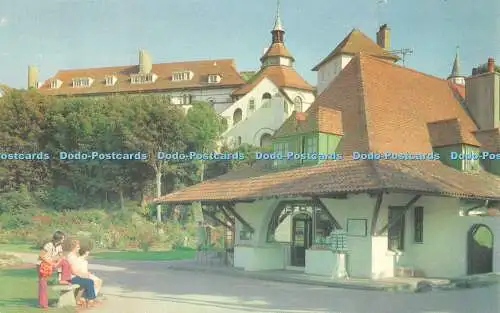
<box><xmin>0</xmin><ymin>0</ymin><xmax>498</xmax><ymax>89</ymax></box>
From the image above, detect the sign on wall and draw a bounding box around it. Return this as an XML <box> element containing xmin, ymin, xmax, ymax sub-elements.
<box><xmin>346</xmin><ymin>218</ymin><xmax>367</xmax><ymax>237</ymax></box>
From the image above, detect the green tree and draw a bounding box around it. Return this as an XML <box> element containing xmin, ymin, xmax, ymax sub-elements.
<box><xmin>185</xmin><ymin>101</ymin><xmax>225</xmax><ymax>182</ymax></box>
<box><xmin>0</xmin><ymin>89</ymin><xmax>52</xmax><ymax>192</ymax></box>
<box><xmin>125</xmin><ymin>95</ymin><xmax>188</xmax><ymax>222</ymax></box>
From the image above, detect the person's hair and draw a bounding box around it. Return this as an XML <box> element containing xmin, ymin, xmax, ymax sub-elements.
<box><xmin>78</xmin><ymin>247</ymin><xmax>90</xmax><ymax>256</ymax></box>
<box><xmin>52</xmin><ymin>231</ymin><xmax>65</xmax><ymax>243</ymax></box>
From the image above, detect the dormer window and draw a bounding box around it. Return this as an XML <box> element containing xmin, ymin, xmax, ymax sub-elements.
<box><xmin>50</xmin><ymin>79</ymin><xmax>62</xmax><ymax>89</ymax></box>
<box><xmin>105</xmin><ymin>75</ymin><xmax>117</xmax><ymax>86</ymax></box>
<box><xmin>130</xmin><ymin>73</ymin><xmax>157</xmax><ymax>84</ymax></box>
<box><xmin>72</xmin><ymin>77</ymin><xmax>93</xmax><ymax>88</ymax></box>
<box><xmin>172</xmin><ymin>71</ymin><xmax>193</xmax><ymax>81</ymax></box>
<box><xmin>208</xmin><ymin>74</ymin><xmax>221</xmax><ymax>84</ymax></box>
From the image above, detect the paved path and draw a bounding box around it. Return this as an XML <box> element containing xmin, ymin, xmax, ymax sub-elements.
<box><xmin>85</xmin><ymin>260</ymin><xmax>500</xmax><ymax>313</ymax></box>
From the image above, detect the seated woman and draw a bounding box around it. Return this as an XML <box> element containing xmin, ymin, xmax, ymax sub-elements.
<box><xmin>78</xmin><ymin>247</ymin><xmax>103</xmax><ymax>297</ymax></box>
<box><xmin>66</xmin><ymin>240</ymin><xmax>99</xmax><ymax>307</ymax></box>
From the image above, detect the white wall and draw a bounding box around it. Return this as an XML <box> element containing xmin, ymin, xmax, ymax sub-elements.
<box><xmin>282</xmin><ymin>88</ymin><xmax>315</xmax><ymax>113</ymax></box>
<box><xmin>165</xmin><ymin>87</ymin><xmax>236</xmax><ymax>113</ymax></box>
<box><xmin>221</xmin><ymin>78</ymin><xmax>289</xmax><ymax>147</ymax></box>
<box><xmin>316</xmin><ymin>55</ymin><xmax>353</xmax><ymax>95</ymax></box>
<box><xmin>230</xmin><ymin>193</ymin><xmax>500</xmax><ymax>279</ymax></box>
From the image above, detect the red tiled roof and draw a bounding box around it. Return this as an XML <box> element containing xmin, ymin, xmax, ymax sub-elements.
<box><xmin>274</xmin><ymin>106</ymin><xmax>343</xmax><ymax>137</ymax></box>
<box><xmin>474</xmin><ymin>128</ymin><xmax>500</xmax><ymax>152</ymax></box>
<box><xmin>312</xmin><ymin>29</ymin><xmax>399</xmax><ymax>71</ymax></box>
<box><xmin>427</xmin><ymin>118</ymin><xmax>480</xmax><ymax>147</ymax></box>
<box><xmin>449</xmin><ymin>82</ymin><xmax>465</xmax><ymax>100</ymax></box>
<box><xmin>153</xmin><ymin>53</ymin><xmax>498</xmax><ymax>204</ymax></box>
<box><xmin>38</xmin><ymin>59</ymin><xmax>245</xmax><ymax>96</ymax></box>
<box><xmin>153</xmin><ymin>159</ymin><xmax>500</xmax><ymax>203</ymax></box>
<box><xmin>312</xmin><ymin>53</ymin><xmax>480</xmax><ymax>154</ymax></box>
<box><xmin>260</xmin><ymin>43</ymin><xmax>294</xmax><ymax>62</ymax></box>
<box><xmin>232</xmin><ymin>65</ymin><xmax>313</xmax><ymax>96</ymax></box>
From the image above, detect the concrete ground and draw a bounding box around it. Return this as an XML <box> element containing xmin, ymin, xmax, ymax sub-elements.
<box><xmin>85</xmin><ymin>260</ymin><xmax>500</xmax><ymax>313</ymax></box>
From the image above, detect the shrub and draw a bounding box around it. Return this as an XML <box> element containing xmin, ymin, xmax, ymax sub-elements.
<box><xmin>44</xmin><ymin>186</ymin><xmax>82</xmax><ymax>211</ymax></box>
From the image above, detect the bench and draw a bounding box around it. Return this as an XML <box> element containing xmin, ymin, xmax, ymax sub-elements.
<box><xmin>51</xmin><ymin>284</ymin><xmax>80</xmax><ymax>308</ymax></box>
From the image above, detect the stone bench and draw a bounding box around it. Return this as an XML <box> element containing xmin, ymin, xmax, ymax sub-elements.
<box><xmin>51</xmin><ymin>284</ymin><xmax>80</xmax><ymax>308</ymax></box>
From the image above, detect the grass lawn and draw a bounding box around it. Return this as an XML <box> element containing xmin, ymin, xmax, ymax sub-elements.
<box><xmin>92</xmin><ymin>247</ymin><xmax>196</xmax><ymax>261</ymax></box>
<box><xmin>0</xmin><ymin>243</ymin><xmax>38</xmax><ymax>253</ymax></box>
<box><xmin>0</xmin><ymin>268</ymin><xmax>72</xmax><ymax>313</ymax></box>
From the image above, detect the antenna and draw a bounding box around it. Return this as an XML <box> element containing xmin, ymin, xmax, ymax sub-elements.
<box><xmin>389</xmin><ymin>48</ymin><xmax>413</xmax><ymax>67</ymax></box>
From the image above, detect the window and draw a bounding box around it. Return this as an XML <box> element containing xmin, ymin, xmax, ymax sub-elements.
<box><xmin>303</xmin><ymin>136</ymin><xmax>317</xmax><ymax>154</ymax></box>
<box><xmin>233</xmin><ymin>108</ymin><xmax>243</xmax><ymax>124</ymax></box>
<box><xmin>262</xmin><ymin>92</ymin><xmax>272</xmax><ymax>108</ymax></box>
<box><xmin>180</xmin><ymin>94</ymin><xmax>192</xmax><ymax>105</ymax></box>
<box><xmin>266</xmin><ymin>202</ymin><xmax>339</xmax><ymax>244</ymax></box>
<box><xmin>414</xmin><ymin>207</ymin><xmax>423</xmax><ymax>243</ymax></box>
<box><xmin>388</xmin><ymin>207</ymin><xmax>405</xmax><ymax>251</ymax></box>
<box><xmin>208</xmin><ymin>74</ymin><xmax>220</xmax><ymax>84</ymax></box>
<box><xmin>294</xmin><ymin>96</ymin><xmax>303</xmax><ymax>112</ymax></box>
<box><xmin>105</xmin><ymin>75</ymin><xmax>116</xmax><ymax>86</ymax></box>
<box><xmin>248</xmin><ymin>99</ymin><xmax>255</xmax><ymax>111</ymax></box>
<box><xmin>72</xmin><ymin>77</ymin><xmax>92</xmax><ymax>88</ymax></box>
<box><xmin>463</xmin><ymin>146</ymin><xmax>481</xmax><ymax>171</ymax></box>
<box><xmin>273</xmin><ymin>142</ymin><xmax>288</xmax><ymax>167</ymax></box>
<box><xmin>130</xmin><ymin>73</ymin><xmax>157</xmax><ymax>84</ymax></box>
<box><xmin>172</xmin><ymin>71</ymin><xmax>192</xmax><ymax>81</ymax></box>
<box><xmin>50</xmin><ymin>79</ymin><xmax>62</xmax><ymax>89</ymax></box>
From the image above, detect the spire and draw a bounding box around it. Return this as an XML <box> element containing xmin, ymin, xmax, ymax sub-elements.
<box><xmin>448</xmin><ymin>46</ymin><xmax>465</xmax><ymax>85</ymax></box>
<box><xmin>271</xmin><ymin>0</ymin><xmax>284</xmax><ymax>43</ymax></box>
<box><xmin>449</xmin><ymin>46</ymin><xmax>461</xmax><ymax>78</ymax></box>
<box><xmin>273</xmin><ymin>0</ymin><xmax>283</xmax><ymax>32</ymax></box>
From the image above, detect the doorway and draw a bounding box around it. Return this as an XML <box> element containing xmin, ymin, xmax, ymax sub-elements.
<box><xmin>291</xmin><ymin>213</ymin><xmax>312</xmax><ymax>267</ymax></box>
<box><xmin>467</xmin><ymin>224</ymin><xmax>494</xmax><ymax>275</ymax></box>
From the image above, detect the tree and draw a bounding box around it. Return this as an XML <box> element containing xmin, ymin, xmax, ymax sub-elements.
<box><xmin>0</xmin><ymin>89</ymin><xmax>52</xmax><ymax>192</ymax></box>
<box><xmin>125</xmin><ymin>95</ymin><xmax>188</xmax><ymax>222</ymax></box>
<box><xmin>185</xmin><ymin>101</ymin><xmax>225</xmax><ymax>182</ymax></box>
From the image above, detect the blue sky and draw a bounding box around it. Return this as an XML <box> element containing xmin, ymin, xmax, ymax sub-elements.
<box><xmin>0</xmin><ymin>0</ymin><xmax>498</xmax><ymax>89</ymax></box>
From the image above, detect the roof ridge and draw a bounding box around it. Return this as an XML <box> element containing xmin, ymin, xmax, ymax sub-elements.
<box><xmin>57</xmin><ymin>58</ymin><xmax>236</xmax><ymax>73</ymax></box>
<box><xmin>356</xmin><ymin>55</ymin><xmax>373</xmax><ymax>153</ymax></box>
<box><xmin>361</xmin><ymin>54</ymin><xmax>450</xmax><ymax>84</ymax></box>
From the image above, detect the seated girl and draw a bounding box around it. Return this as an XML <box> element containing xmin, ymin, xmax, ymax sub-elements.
<box><xmin>78</xmin><ymin>247</ymin><xmax>103</xmax><ymax>296</ymax></box>
<box><xmin>66</xmin><ymin>240</ymin><xmax>99</xmax><ymax>307</ymax></box>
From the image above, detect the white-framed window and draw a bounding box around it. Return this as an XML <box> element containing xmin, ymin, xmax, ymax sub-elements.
<box><xmin>130</xmin><ymin>73</ymin><xmax>157</xmax><ymax>84</ymax></box>
<box><xmin>180</xmin><ymin>94</ymin><xmax>193</xmax><ymax>105</ymax></box>
<box><xmin>248</xmin><ymin>99</ymin><xmax>255</xmax><ymax>111</ymax></box>
<box><xmin>172</xmin><ymin>71</ymin><xmax>192</xmax><ymax>81</ymax></box>
<box><xmin>50</xmin><ymin>79</ymin><xmax>62</xmax><ymax>89</ymax></box>
<box><xmin>294</xmin><ymin>96</ymin><xmax>303</xmax><ymax>112</ymax></box>
<box><xmin>208</xmin><ymin>74</ymin><xmax>220</xmax><ymax>84</ymax></box>
<box><xmin>72</xmin><ymin>77</ymin><xmax>93</xmax><ymax>88</ymax></box>
<box><xmin>105</xmin><ymin>75</ymin><xmax>117</xmax><ymax>86</ymax></box>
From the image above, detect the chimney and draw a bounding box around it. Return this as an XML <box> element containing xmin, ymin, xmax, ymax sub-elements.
<box><xmin>487</xmin><ymin>57</ymin><xmax>495</xmax><ymax>73</ymax></box>
<box><xmin>139</xmin><ymin>49</ymin><xmax>152</xmax><ymax>74</ymax></box>
<box><xmin>376</xmin><ymin>24</ymin><xmax>390</xmax><ymax>49</ymax></box>
<box><xmin>295</xmin><ymin>112</ymin><xmax>306</xmax><ymax>121</ymax></box>
<box><xmin>27</xmin><ymin>65</ymin><xmax>39</xmax><ymax>89</ymax></box>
